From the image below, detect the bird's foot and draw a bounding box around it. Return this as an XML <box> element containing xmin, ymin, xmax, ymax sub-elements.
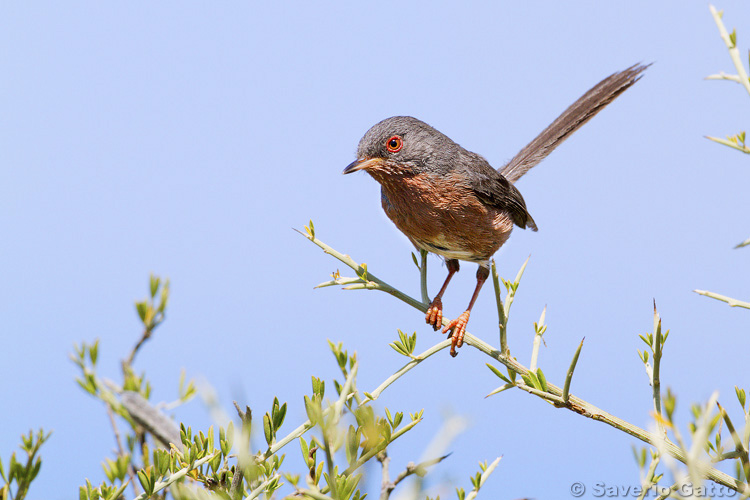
<box><xmin>443</xmin><ymin>311</ymin><xmax>470</xmax><ymax>357</ymax></box>
<box><xmin>425</xmin><ymin>298</ymin><xmax>443</xmax><ymax>331</ymax></box>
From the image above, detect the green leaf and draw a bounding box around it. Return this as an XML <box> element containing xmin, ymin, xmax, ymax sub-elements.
<box><xmin>29</xmin><ymin>456</ymin><xmax>41</xmax><ymax>481</ymax></box>
<box><xmin>521</xmin><ymin>372</ymin><xmax>536</xmax><ymax>389</ymax></box>
<box><xmin>263</xmin><ymin>413</ymin><xmax>273</xmax><ymax>446</ymax></box>
<box><xmin>105</xmin><ymin>483</ymin><xmax>128</xmax><ymax>500</ymax></box>
<box><xmin>389</xmin><ymin>341</ymin><xmax>409</xmax><ymax>357</ymax></box>
<box><xmin>536</xmin><ymin>368</ymin><xmax>548</xmax><ymax>392</ymax></box>
<box><xmin>225</xmin><ymin>421</ymin><xmax>234</xmax><ymax>453</ymax></box>
<box><xmin>392</xmin><ymin>412</ymin><xmax>403</xmax><ymax>429</ymax></box>
<box><xmin>304</xmin><ymin>395</ymin><xmax>321</xmax><ymax>425</ymax></box>
<box><xmin>135</xmin><ymin>301</ymin><xmax>148</xmax><ymax>322</ymax></box>
<box><xmin>486</xmin><ymin>363</ymin><xmax>511</xmax><ymax>384</ymax></box>
<box><xmin>311</xmin><ymin>377</ymin><xmax>325</xmax><ymax>398</ymax></box>
<box><xmin>88</xmin><ymin>341</ymin><xmax>99</xmax><ymax>365</ymax></box>
<box><xmin>273</xmin><ymin>402</ymin><xmax>287</xmax><ymax>431</ymax></box>
<box><xmin>150</xmin><ymin>275</ymin><xmax>160</xmax><ymax>298</ymax></box>
<box><xmin>736</xmin><ymin>386</ymin><xmax>746</xmax><ymax>410</ymax></box>
<box><xmin>300</xmin><ymin>437</ymin><xmax>311</xmax><ymax>466</ymax></box>
<box><xmin>137</xmin><ymin>469</ymin><xmax>153</xmax><ymax>496</ymax></box>
<box><xmin>485</xmin><ymin>383</ymin><xmax>514</xmax><ymax>398</ymax></box>
<box><xmin>346</xmin><ymin>425</ymin><xmax>358</xmax><ymax>466</ymax></box>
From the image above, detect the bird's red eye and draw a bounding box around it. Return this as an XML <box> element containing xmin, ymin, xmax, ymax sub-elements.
<box><xmin>386</xmin><ymin>135</ymin><xmax>403</xmax><ymax>153</ymax></box>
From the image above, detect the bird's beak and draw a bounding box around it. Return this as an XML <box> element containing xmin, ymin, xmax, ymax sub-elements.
<box><xmin>343</xmin><ymin>158</ymin><xmax>381</xmax><ymax>174</ymax></box>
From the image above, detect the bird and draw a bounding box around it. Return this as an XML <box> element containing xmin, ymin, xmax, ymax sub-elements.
<box><xmin>343</xmin><ymin>64</ymin><xmax>648</xmax><ymax>357</ymax></box>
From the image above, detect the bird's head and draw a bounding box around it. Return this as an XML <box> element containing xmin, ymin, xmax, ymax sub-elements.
<box><xmin>343</xmin><ymin>116</ymin><xmax>457</xmax><ymax>178</ymax></box>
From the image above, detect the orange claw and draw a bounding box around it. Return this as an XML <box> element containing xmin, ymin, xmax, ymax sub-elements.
<box><xmin>443</xmin><ymin>311</ymin><xmax>471</xmax><ymax>357</ymax></box>
<box><xmin>425</xmin><ymin>297</ymin><xmax>443</xmax><ymax>331</ymax></box>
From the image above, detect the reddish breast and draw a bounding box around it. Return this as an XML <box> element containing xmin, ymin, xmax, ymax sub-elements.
<box><xmin>376</xmin><ymin>170</ymin><xmax>513</xmax><ymax>263</ymax></box>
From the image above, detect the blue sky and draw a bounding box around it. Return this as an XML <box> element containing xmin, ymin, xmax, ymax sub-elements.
<box><xmin>2</xmin><ymin>2</ymin><xmax>750</xmax><ymax>499</ymax></box>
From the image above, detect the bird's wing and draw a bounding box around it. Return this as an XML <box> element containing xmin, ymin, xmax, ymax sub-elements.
<box><xmin>470</xmin><ymin>170</ymin><xmax>538</xmax><ymax>231</ymax></box>
<box><xmin>500</xmin><ymin>63</ymin><xmax>649</xmax><ymax>184</ymax></box>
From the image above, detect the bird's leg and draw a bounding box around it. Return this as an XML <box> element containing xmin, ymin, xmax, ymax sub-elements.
<box><xmin>425</xmin><ymin>259</ymin><xmax>460</xmax><ymax>331</ymax></box>
<box><xmin>443</xmin><ymin>265</ymin><xmax>489</xmax><ymax>357</ymax></box>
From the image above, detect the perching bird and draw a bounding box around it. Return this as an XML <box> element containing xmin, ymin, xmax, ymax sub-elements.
<box><xmin>344</xmin><ymin>64</ymin><xmax>648</xmax><ymax>356</ymax></box>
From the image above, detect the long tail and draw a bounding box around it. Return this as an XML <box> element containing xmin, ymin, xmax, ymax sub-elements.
<box><xmin>500</xmin><ymin>63</ymin><xmax>649</xmax><ymax>184</ymax></box>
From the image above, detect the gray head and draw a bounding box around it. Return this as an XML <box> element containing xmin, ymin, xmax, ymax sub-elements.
<box><xmin>343</xmin><ymin>116</ymin><xmax>460</xmax><ymax>176</ymax></box>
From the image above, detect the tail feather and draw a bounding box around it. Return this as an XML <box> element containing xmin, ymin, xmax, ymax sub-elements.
<box><xmin>500</xmin><ymin>63</ymin><xmax>649</xmax><ymax>184</ymax></box>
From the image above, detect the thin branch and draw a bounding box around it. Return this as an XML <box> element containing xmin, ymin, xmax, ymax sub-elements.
<box><xmin>366</xmin><ymin>340</ymin><xmax>450</xmax><ymax>401</ymax></box>
<box><xmin>718</xmin><ymin>402</ymin><xmax>750</xmax><ymax>480</ymax></box>
<box><xmin>694</xmin><ymin>289</ymin><xmax>750</xmax><ymax>309</ymax></box>
<box><xmin>246</xmin><ymin>474</ymin><xmax>281</xmax><ymax>500</ymax></box>
<box><xmin>490</xmin><ymin>260</ymin><xmax>507</xmax><ymax>355</ymax></box>
<box><xmin>715</xmin><ymin>450</ymin><xmax>742</xmax><ymax>462</ymax></box>
<box><xmin>529</xmin><ymin>306</ymin><xmax>546</xmax><ymax>372</ymax></box>
<box><xmin>709</xmin><ymin>4</ymin><xmax>750</xmax><ymax>96</ymax></box>
<box><xmin>300</xmin><ymin>229</ymin><xmax>748</xmax><ymax>495</ymax></box>
<box><xmin>107</xmin><ymin>405</ymin><xmax>139</xmax><ymax>497</ymax></box>
<box><xmin>124</xmin><ymin>328</ymin><xmax>154</xmax><ymax>368</ymax></box>
<box><xmin>705</xmin><ymin>135</ymin><xmax>750</xmax><ymax>154</ymax></box>
<box><xmin>393</xmin><ymin>455</ymin><xmax>447</xmax><ymax>487</ymax></box>
<box><xmin>342</xmin><ymin>419</ymin><xmax>421</xmax><ymax>477</ymax></box>
<box><xmin>651</xmin><ymin>306</ymin><xmax>665</xmax><ymax>436</ymax></box>
<box><xmin>291</xmin><ymin>489</ymin><xmax>335</xmax><ymax>500</ymax></box>
<box><xmin>377</xmin><ymin>452</ymin><xmax>391</xmax><ymax>500</ymax></box>
<box><xmin>420</xmin><ymin>249</ymin><xmax>429</xmax><ymax>305</ymax></box>
<box><xmin>380</xmin><ymin>454</ymin><xmax>448</xmax><ymax>500</ymax></box>
<box><xmin>317</xmin><ymin>419</ymin><xmax>424</xmax><ymax>498</ymax></box>
<box><xmin>231</xmin><ymin>403</ymin><xmax>252</xmax><ymax>500</ymax></box>
<box><xmin>654</xmin><ymin>482</ymin><xmax>679</xmax><ymax>500</ymax></box>
<box><xmin>132</xmin><ymin>452</ymin><xmax>220</xmax><ymax>500</ymax></box>
<box><xmin>465</xmin><ymin>457</ymin><xmax>502</xmax><ymax>500</ymax></box>
<box><xmin>635</xmin><ymin>453</ymin><xmax>660</xmax><ymax>500</ymax></box>
<box><xmin>706</xmin><ymin>72</ymin><xmax>743</xmax><ymax>83</ymax></box>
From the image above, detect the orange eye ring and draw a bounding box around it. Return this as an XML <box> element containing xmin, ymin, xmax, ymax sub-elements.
<box><xmin>385</xmin><ymin>135</ymin><xmax>403</xmax><ymax>153</ymax></box>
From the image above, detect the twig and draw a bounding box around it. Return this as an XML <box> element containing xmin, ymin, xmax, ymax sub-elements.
<box><xmin>709</xmin><ymin>4</ymin><xmax>750</xmax><ymax>96</ymax></box>
<box><xmin>231</xmin><ymin>403</ymin><xmax>253</xmax><ymax>499</ymax></box>
<box><xmin>420</xmin><ymin>249</ymin><xmax>429</xmax><ymax>305</ymax></box>
<box><xmin>366</xmin><ymin>340</ymin><xmax>450</xmax><ymax>401</ymax></box>
<box><xmin>342</xmin><ymin>419</ymin><xmax>421</xmax><ymax>476</ymax></box>
<box><xmin>132</xmin><ymin>452</ymin><xmax>220</xmax><ymax>500</ymax></box>
<box><xmin>694</xmin><ymin>290</ymin><xmax>750</xmax><ymax>309</ymax></box>
<box><xmin>377</xmin><ymin>451</ymin><xmax>391</xmax><ymax>500</ymax></box>
<box><xmin>379</xmin><ymin>453</ymin><xmax>448</xmax><ymax>500</ymax></box>
<box><xmin>718</xmin><ymin>402</ymin><xmax>750</xmax><ymax>480</ymax></box>
<box><xmin>246</xmin><ymin>474</ymin><xmax>281</xmax><ymax>500</ymax></box>
<box><xmin>124</xmin><ymin>329</ymin><xmax>154</xmax><ymax>368</ymax></box>
<box><xmin>465</xmin><ymin>457</ymin><xmax>501</xmax><ymax>500</ymax></box>
<box><xmin>651</xmin><ymin>305</ymin><xmax>664</xmax><ymax>436</ymax></box>
<box><xmin>107</xmin><ymin>405</ymin><xmax>139</xmax><ymax>496</ymax></box>
<box><xmin>635</xmin><ymin>453</ymin><xmax>660</xmax><ymax>500</ymax></box>
<box><xmin>300</xmin><ymin>229</ymin><xmax>748</xmax><ymax>494</ymax></box>
<box><xmin>654</xmin><ymin>482</ymin><xmax>679</xmax><ymax>500</ymax></box>
<box><xmin>705</xmin><ymin>135</ymin><xmax>750</xmax><ymax>154</ymax></box>
<box><xmin>529</xmin><ymin>306</ymin><xmax>546</xmax><ymax>372</ymax></box>
<box><xmin>562</xmin><ymin>338</ymin><xmax>584</xmax><ymax>403</ymax></box>
<box><xmin>316</xmin><ymin>419</ymin><xmax>423</xmax><ymax>498</ymax></box>
<box><xmin>490</xmin><ymin>260</ymin><xmax>507</xmax><ymax>355</ymax></box>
